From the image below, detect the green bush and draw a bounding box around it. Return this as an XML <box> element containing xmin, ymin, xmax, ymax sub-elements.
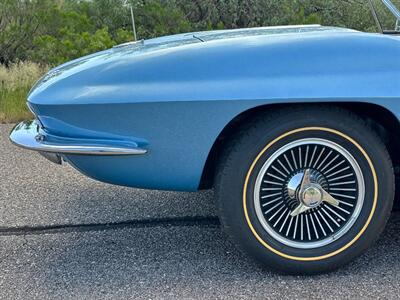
<box><xmin>2</xmin><ymin>0</ymin><xmax>396</xmax><ymax>67</ymax></box>
<box><xmin>32</xmin><ymin>27</ymin><xmax>121</xmax><ymax>66</ymax></box>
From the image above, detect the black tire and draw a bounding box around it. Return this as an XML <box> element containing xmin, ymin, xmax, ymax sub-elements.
<box><xmin>215</xmin><ymin>106</ymin><xmax>394</xmax><ymax>275</ymax></box>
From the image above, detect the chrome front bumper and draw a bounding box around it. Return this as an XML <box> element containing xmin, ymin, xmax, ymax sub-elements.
<box><xmin>9</xmin><ymin>120</ymin><xmax>147</xmax><ymax>164</ymax></box>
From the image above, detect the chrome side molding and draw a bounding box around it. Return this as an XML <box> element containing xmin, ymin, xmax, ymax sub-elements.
<box><xmin>9</xmin><ymin>120</ymin><xmax>147</xmax><ymax>156</ymax></box>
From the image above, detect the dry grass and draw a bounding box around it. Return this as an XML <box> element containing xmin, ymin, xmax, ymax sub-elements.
<box><xmin>0</xmin><ymin>62</ymin><xmax>48</xmax><ymax>123</ymax></box>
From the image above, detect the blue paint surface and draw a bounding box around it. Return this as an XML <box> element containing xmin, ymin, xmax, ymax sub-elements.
<box><xmin>27</xmin><ymin>25</ymin><xmax>400</xmax><ymax>191</ymax></box>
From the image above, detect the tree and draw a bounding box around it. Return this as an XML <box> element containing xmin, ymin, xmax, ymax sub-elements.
<box><xmin>0</xmin><ymin>0</ymin><xmax>59</xmax><ymax>65</ymax></box>
<box><xmin>1</xmin><ymin>0</ymin><xmax>397</xmax><ymax>66</ymax></box>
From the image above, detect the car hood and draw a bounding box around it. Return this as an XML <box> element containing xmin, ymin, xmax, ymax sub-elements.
<box><xmin>28</xmin><ymin>24</ymin><xmax>355</xmax><ymax>105</ymax></box>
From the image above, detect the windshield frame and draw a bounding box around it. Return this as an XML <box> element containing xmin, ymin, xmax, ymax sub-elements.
<box><xmin>369</xmin><ymin>0</ymin><xmax>400</xmax><ymax>34</ymax></box>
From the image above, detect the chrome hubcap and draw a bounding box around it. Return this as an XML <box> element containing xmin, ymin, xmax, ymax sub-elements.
<box><xmin>302</xmin><ymin>186</ymin><xmax>322</xmax><ymax>208</ymax></box>
<box><xmin>254</xmin><ymin>138</ymin><xmax>365</xmax><ymax>249</ymax></box>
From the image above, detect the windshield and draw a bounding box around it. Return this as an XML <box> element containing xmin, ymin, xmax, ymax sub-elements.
<box><xmin>370</xmin><ymin>0</ymin><xmax>400</xmax><ymax>33</ymax></box>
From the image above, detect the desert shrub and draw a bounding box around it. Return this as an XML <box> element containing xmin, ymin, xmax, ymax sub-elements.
<box><xmin>2</xmin><ymin>0</ymin><xmax>398</xmax><ymax>67</ymax></box>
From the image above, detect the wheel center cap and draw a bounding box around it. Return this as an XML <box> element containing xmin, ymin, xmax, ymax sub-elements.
<box><xmin>301</xmin><ymin>186</ymin><xmax>322</xmax><ymax>208</ymax></box>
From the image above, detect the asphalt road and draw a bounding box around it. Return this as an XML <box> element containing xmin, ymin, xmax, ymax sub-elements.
<box><xmin>1</xmin><ymin>124</ymin><xmax>400</xmax><ymax>299</ymax></box>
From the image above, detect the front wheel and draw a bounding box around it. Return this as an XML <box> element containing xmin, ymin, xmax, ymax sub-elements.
<box><xmin>215</xmin><ymin>107</ymin><xmax>394</xmax><ymax>274</ymax></box>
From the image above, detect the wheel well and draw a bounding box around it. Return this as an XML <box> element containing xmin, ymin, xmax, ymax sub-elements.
<box><xmin>199</xmin><ymin>102</ymin><xmax>400</xmax><ymax>195</ymax></box>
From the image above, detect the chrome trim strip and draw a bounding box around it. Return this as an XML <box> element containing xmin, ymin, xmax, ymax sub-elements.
<box><xmin>9</xmin><ymin>120</ymin><xmax>147</xmax><ymax>156</ymax></box>
<box><xmin>113</xmin><ymin>39</ymin><xmax>144</xmax><ymax>48</ymax></box>
<box><xmin>381</xmin><ymin>0</ymin><xmax>400</xmax><ymax>20</ymax></box>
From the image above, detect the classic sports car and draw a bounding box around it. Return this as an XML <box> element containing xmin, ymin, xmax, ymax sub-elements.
<box><xmin>9</xmin><ymin>0</ymin><xmax>400</xmax><ymax>274</ymax></box>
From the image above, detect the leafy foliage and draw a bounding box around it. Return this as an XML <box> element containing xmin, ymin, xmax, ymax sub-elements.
<box><xmin>0</xmin><ymin>0</ymin><xmax>399</xmax><ymax>66</ymax></box>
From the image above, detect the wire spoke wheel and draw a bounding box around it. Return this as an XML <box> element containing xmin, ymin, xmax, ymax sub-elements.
<box><xmin>216</xmin><ymin>108</ymin><xmax>394</xmax><ymax>274</ymax></box>
<box><xmin>254</xmin><ymin>138</ymin><xmax>365</xmax><ymax>249</ymax></box>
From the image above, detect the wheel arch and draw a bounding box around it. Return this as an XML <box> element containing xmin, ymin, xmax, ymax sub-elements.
<box><xmin>199</xmin><ymin>102</ymin><xmax>400</xmax><ymax>196</ymax></box>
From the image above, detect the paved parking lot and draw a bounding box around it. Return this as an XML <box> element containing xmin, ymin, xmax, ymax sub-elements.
<box><xmin>1</xmin><ymin>124</ymin><xmax>400</xmax><ymax>299</ymax></box>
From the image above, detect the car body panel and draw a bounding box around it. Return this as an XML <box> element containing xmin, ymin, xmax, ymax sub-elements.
<box><xmin>17</xmin><ymin>25</ymin><xmax>400</xmax><ymax>191</ymax></box>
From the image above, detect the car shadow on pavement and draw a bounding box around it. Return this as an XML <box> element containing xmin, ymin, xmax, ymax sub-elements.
<box><xmin>2</xmin><ymin>212</ymin><xmax>397</xmax><ymax>298</ymax></box>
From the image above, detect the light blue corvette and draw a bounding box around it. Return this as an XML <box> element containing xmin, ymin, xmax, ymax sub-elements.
<box><xmin>10</xmin><ymin>0</ymin><xmax>400</xmax><ymax>274</ymax></box>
